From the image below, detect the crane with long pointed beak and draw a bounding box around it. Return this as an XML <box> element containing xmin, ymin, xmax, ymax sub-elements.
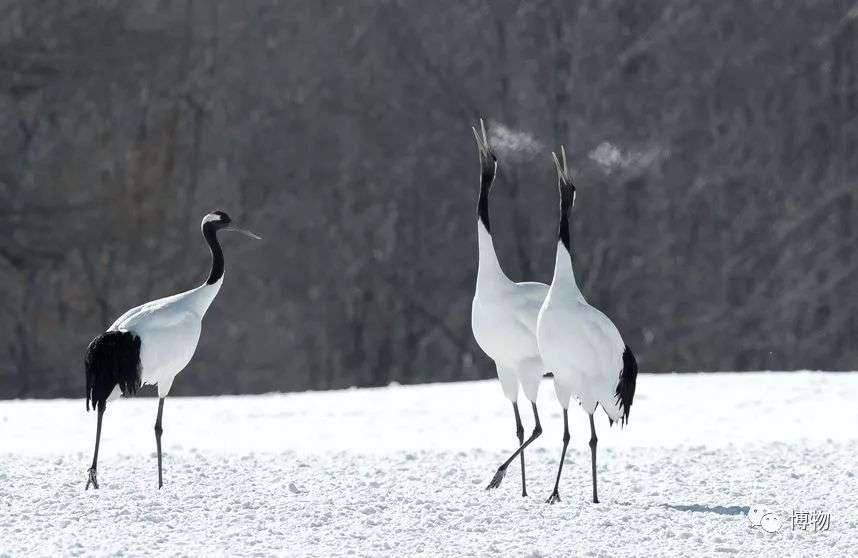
<box><xmin>84</xmin><ymin>210</ymin><xmax>261</xmax><ymax>490</ymax></box>
<box><xmin>537</xmin><ymin>148</ymin><xmax>638</xmax><ymax>504</ymax></box>
<box><xmin>470</xmin><ymin>120</ymin><xmax>549</xmax><ymax>497</ymax></box>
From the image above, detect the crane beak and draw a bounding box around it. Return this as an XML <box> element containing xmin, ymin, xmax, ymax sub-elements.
<box><xmin>226</xmin><ymin>225</ymin><xmax>262</xmax><ymax>240</ymax></box>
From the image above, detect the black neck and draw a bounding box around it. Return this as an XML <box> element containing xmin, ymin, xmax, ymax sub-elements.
<box><xmin>203</xmin><ymin>223</ymin><xmax>224</xmax><ymax>285</ymax></box>
<box><xmin>477</xmin><ymin>172</ymin><xmax>493</xmax><ymax>233</ymax></box>
<box><xmin>558</xmin><ymin>185</ymin><xmax>574</xmax><ymax>255</ymax></box>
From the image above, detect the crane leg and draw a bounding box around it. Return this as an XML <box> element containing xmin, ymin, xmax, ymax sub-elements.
<box><xmin>512</xmin><ymin>402</ymin><xmax>526</xmax><ymax>496</ymax></box>
<box><xmin>486</xmin><ymin>402</ymin><xmax>542</xmax><ymax>491</ymax></box>
<box><xmin>589</xmin><ymin>413</ymin><xmax>599</xmax><ymax>503</ymax></box>
<box><xmin>85</xmin><ymin>406</ymin><xmax>104</xmax><ymax>490</ymax></box>
<box><xmin>546</xmin><ymin>408</ymin><xmax>570</xmax><ymax>504</ymax></box>
<box><xmin>154</xmin><ymin>398</ymin><xmax>165</xmax><ymax>489</ymax></box>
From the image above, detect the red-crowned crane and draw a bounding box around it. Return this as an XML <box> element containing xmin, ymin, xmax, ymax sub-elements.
<box><xmin>537</xmin><ymin>148</ymin><xmax>638</xmax><ymax>504</ymax></box>
<box><xmin>470</xmin><ymin>120</ymin><xmax>549</xmax><ymax>496</ymax></box>
<box><xmin>84</xmin><ymin>210</ymin><xmax>261</xmax><ymax>490</ymax></box>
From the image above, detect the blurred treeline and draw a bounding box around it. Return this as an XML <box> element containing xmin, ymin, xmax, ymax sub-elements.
<box><xmin>1</xmin><ymin>1</ymin><xmax>857</xmax><ymax>398</ymax></box>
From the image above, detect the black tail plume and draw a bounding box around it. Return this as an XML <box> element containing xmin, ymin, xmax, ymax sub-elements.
<box><xmin>614</xmin><ymin>345</ymin><xmax>638</xmax><ymax>427</ymax></box>
<box><xmin>85</xmin><ymin>331</ymin><xmax>142</xmax><ymax>412</ymax></box>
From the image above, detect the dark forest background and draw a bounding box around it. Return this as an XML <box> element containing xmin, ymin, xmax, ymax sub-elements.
<box><xmin>1</xmin><ymin>0</ymin><xmax>857</xmax><ymax>398</ymax></box>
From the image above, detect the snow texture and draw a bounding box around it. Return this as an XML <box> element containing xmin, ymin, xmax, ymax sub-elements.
<box><xmin>0</xmin><ymin>372</ymin><xmax>855</xmax><ymax>557</ymax></box>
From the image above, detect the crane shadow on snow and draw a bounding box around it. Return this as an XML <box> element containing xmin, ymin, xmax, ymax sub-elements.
<box><xmin>662</xmin><ymin>504</ymin><xmax>750</xmax><ymax>516</ymax></box>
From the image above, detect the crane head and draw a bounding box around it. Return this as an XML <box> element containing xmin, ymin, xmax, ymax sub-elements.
<box><xmin>202</xmin><ymin>211</ymin><xmax>262</xmax><ymax>240</ymax></box>
<box><xmin>471</xmin><ymin>118</ymin><xmax>497</xmax><ymax>182</ymax></box>
<box><xmin>552</xmin><ymin>146</ymin><xmax>576</xmax><ymax>205</ymax></box>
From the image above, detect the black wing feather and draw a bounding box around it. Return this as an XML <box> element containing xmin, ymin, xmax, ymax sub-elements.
<box><xmin>85</xmin><ymin>331</ymin><xmax>142</xmax><ymax>412</ymax></box>
<box><xmin>614</xmin><ymin>345</ymin><xmax>638</xmax><ymax>427</ymax></box>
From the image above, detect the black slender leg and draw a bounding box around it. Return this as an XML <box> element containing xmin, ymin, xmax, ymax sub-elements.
<box><xmin>512</xmin><ymin>402</ymin><xmax>527</xmax><ymax>496</ymax></box>
<box><xmin>487</xmin><ymin>402</ymin><xmax>542</xmax><ymax>491</ymax></box>
<box><xmin>546</xmin><ymin>408</ymin><xmax>570</xmax><ymax>504</ymax></box>
<box><xmin>589</xmin><ymin>413</ymin><xmax>599</xmax><ymax>504</ymax></box>
<box><xmin>154</xmin><ymin>398</ymin><xmax>165</xmax><ymax>489</ymax></box>
<box><xmin>85</xmin><ymin>406</ymin><xmax>105</xmax><ymax>490</ymax></box>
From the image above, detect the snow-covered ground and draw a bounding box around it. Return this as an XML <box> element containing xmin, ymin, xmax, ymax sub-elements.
<box><xmin>1</xmin><ymin>372</ymin><xmax>855</xmax><ymax>557</ymax></box>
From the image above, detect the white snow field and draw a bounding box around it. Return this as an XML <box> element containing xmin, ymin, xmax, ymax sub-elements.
<box><xmin>1</xmin><ymin>372</ymin><xmax>856</xmax><ymax>557</ymax></box>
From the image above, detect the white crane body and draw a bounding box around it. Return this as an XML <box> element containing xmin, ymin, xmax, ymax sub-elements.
<box><xmin>108</xmin><ymin>278</ymin><xmax>222</xmax><ymax>398</ymax></box>
<box><xmin>472</xmin><ymin>223</ymin><xmax>547</xmax><ymax>403</ymax></box>
<box><xmin>538</xmin><ymin>246</ymin><xmax>625</xmax><ymax>418</ymax></box>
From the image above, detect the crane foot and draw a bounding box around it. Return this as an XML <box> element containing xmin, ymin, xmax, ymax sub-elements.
<box><xmin>85</xmin><ymin>467</ymin><xmax>99</xmax><ymax>490</ymax></box>
<box><xmin>486</xmin><ymin>466</ymin><xmax>507</xmax><ymax>490</ymax></box>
